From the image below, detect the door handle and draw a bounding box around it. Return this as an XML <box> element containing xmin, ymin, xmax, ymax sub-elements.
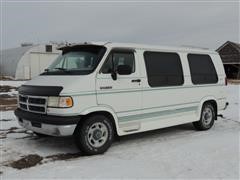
<box><xmin>131</xmin><ymin>79</ymin><xmax>141</xmax><ymax>83</ymax></box>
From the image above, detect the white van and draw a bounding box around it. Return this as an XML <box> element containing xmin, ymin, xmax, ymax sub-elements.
<box><xmin>15</xmin><ymin>42</ymin><xmax>228</xmax><ymax>155</ymax></box>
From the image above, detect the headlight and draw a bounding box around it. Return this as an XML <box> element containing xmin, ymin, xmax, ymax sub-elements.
<box><xmin>48</xmin><ymin>96</ymin><xmax>73</xmax><ymax>108</ymax></box>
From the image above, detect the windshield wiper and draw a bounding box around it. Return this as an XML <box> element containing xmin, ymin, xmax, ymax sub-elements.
<box><xmin>53</xmin><ymin>67</ymin><xmax>68</xmax><ymax>71</ymax></box>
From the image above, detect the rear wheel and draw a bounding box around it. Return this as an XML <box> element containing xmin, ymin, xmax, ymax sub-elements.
<box><xmin>193</xmin><ymin>103</ymin><xmax>215</xmax><ymax>130</ymax></box>
<box><xmin>74</xmin><ymin>114</ymin><xmax>114</xmax><ymax>155</ymax></box>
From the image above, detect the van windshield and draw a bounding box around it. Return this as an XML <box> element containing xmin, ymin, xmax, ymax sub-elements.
<box><xmin>42</xmin><ymin>45</ymin><xmax>106</xmax><ymax>75</ymax></box>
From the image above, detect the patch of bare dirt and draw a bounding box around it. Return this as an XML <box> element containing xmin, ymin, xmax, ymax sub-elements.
<box><xmin>0</xmin><ymin>119</ymin><xmax>12</xmax><ymax>121</ymax></box>
<box><xmin>0</xmin><ymin>76</ymin><xmax>14</xmax><ymax>80</ymax></box>
<box><xmin>0</xmin><ymin>127</ymin><xmax>33</xmax><ymax>139</ymax></box>
<box><xmin>0</xmin><ymin>85</ymin><xmax>17</xmax><ymax>93</ymax></box>
<box><xmin>0</xmin><ymin>85</ymin><xmax>18</xmax><ymax>111</ymax></box>
<box><xmin>45</xmin><ymin>153</ymin><xmax>82</xmax><ymax>162</ymax></box>
<box><xmin>0</xmin><ymin>94</ymin><xmax>15</xmax><ymax>98</ymax></box>
<box><xmin>0</xmin><ymin>127</ymin><xmax>19</xmax><ymax>132</ymax></box>
<box><xmin>0</xmin><ymin>105</ymin><xmax>17</xmax><ymax>111</ymax></box>
<box><xmin>6</xmin><ymin>152</ymin><xmax>82</xmax><ymax>170</ymax></box>
<box><xmin>9</xmin><ymin>154</ymin><xmax>43</xmax><ymax>170</ymax></box>
<box><xmin>227</xmin><ymin>79</ymin><xmax>240</xmax><ymax>84</ymax></box>
<box><xmin>0</xmin><ymin>98</ymin><xmax>17</xmax><ymax>105</ymax></box>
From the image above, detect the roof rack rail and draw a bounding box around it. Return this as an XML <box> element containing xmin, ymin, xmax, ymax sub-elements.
<box><xmin>180</xmin><ymin>45</ymin><xmax>209</xmax><ymax>50</ymax></box>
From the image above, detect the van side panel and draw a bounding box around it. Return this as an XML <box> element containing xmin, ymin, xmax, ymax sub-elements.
<box><xmin>116</xmin><ymin>51</ymin><xmax>227</xmax><ymax>136</ymax></box>
<box><xmin>125</xmin><ymin>51</ymin><xmax>198</xmax><ymax>134</ymax></box>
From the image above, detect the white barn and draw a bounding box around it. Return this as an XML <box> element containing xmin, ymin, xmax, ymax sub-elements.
<box><xmin>0</xmin><ymin>44</ymin><xmax>61</xmax><ymax>80</ymax></box>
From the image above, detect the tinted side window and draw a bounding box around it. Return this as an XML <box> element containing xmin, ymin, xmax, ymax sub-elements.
<box><xmin>101</xmin><ymin>52</ymin><xmax>135</xmax><ymax>74</ymax></box>
<box><xmin>144</xmin><ymin>51</ymin><xmax>184</xmax><ymax>87</ymax></box>
<box><xmin>187</xmin><ymin>54</ymin><xmax>218</xmax><ymax>84</ymax></box>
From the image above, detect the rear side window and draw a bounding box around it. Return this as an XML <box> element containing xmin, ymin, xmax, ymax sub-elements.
<box><xmin>144</xmin><ymin>51</ymin><xmax>184</xmax><ymax>87</ymax></box>
<box><xmin>187</xmin><ymin>54</ymin><xmax>218</xmax><ymax>84</ymax></box>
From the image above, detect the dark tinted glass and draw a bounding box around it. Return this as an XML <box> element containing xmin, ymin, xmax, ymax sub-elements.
<box><xmin>144</xmin><ymin>52</ymin><xmax>184</xmax><ymax>87</ymax></box>
<box><xmin>188</xmin><ymin>54</ymin><xmax>218</xmax><ymax>84</ymax></box>
<box><xmin>102</xmin><ymin>52</ymin><xmax>135</xmax><ymax>74</ymax></box>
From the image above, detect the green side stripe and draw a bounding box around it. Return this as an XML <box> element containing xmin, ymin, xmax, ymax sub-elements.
<box><xmin>118</xmin><ymin>106</ymin><xmax>197</xmax><ymax>122</ymax></box>
<box><xmin>116</xmin><ymin>101</ymin><xmax>199</xmax><ymax>113</ymax></box>
<box><xmin>62</xmin><ymin>84</ymin><xmax>224</xmax><ymax>96</ymax></box>
<box><xmin>63</xmin><ymin>92</ymin><xmax>96</xmax><ymax>96</ymax></box>
<box><xmin>98</xmin><ymin>84</ymin><xmax>224</xmax><ymax>95</ymax></box>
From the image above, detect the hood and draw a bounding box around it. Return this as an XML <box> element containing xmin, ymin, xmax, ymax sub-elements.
<box><xmin>23</xmin><ymin>75</ymin><xmax>96</xmax><ymax>95</ymax></box>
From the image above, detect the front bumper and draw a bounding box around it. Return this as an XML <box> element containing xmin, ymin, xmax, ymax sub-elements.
<box><xmin>14</xmin><ymin>108</ymin><xmax>81</xmax><ymax>136</ymax></box>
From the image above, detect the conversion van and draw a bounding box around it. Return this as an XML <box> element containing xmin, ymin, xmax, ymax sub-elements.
<box><xmin>15</xmin><ymin>42</ymin><xmax>228</xmax><ymax>155</ymax></box>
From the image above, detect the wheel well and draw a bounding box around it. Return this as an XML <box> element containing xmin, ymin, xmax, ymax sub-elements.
<box><xmin>75</xmin><ymin>111</ymin><xmax>118</xmax><ymax>136</ymax></box>
<box><xmin>203</xmin><ymin>100</ymin><xmax>218</xmax><ymax>120</ymax></box>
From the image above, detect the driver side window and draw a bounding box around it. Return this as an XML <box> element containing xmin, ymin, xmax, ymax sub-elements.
<box><xmin>101</xmin><ymin>51</ymin><xmax>135</xmax><ymax>74</ymax></box>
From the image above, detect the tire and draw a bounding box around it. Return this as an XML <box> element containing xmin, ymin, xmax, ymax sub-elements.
<box><xmin>193</xmin><ymin>103</ymin><xmax>215</xmax><ymax>131</ymax></box>
<box><xmin>74</xmin><ymin>114</ymin><xmax>114</xmax><ymax>155</ymax></box>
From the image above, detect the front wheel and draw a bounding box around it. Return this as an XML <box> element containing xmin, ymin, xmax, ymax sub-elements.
<box><xmin>74</xmin><ymin>114</ymin><xmax>114</xmax><ymax>155</ymax></box>
<box><xmin>193</xmin><ymin>103</ymin><xmax>215</xmax><ymax>130</ymax></box>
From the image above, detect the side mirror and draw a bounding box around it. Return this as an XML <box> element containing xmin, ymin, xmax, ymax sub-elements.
<box><xmin>111</xmin><ymin>71</ymin><xmax>117</xmax><ymax>81</ymax></box>
<box><xmin>117</xmin><ymin>65</ymin><xmax>132</xmax><ymax>75</ymax></box>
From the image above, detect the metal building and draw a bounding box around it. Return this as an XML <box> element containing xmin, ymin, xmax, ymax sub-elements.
<box><xmin>0</xmin><ymin>44</ymin><xmax>61</xmax><ymax>80</ymax></box>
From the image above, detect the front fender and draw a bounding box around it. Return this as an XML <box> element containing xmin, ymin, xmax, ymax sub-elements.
<box><xmin>80</xmin><ymin>105</ymin><xmax>121</xmax><ymax>135</ymax></box>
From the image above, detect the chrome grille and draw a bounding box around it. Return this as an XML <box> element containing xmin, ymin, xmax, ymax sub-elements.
<box><xmin>18</xmin><ymin>94</ymin><xmax>48</xmax><ymax>114</ymax></box>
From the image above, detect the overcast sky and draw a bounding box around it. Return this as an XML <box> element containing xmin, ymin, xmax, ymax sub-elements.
<box><xmin>1</xmin><ymin>0</ymin><xmax>239</xmax><ymax>50</ymax></box>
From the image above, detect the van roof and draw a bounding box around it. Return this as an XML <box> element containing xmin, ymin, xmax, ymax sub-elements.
<box><xmin>58</xmin><ymin>42</ymin><xmax>218</xmax><ymax>54</ymax></box>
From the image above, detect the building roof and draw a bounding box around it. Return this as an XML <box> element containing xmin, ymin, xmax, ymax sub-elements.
<box><xmin>216</xmin><ymin>41</ymin><xmax>240</xmax><ymax>64</ymax></box>
<box><xmin>216</xmin><ymin>41</ymin><xmax>240</xmax><ymax>53</ymax></box>
<box><xmin>0</xmin><ymin>46</ymin><xmax>33</xmax><ymax>77</ymax></box>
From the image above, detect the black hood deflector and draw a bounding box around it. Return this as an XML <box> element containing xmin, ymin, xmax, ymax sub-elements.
<box><xmin>18</xmin><ymin>85</ymin><xmax>63</xmax><ymax>96</ymax></box>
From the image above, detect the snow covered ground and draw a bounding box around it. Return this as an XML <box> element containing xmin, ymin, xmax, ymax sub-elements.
<box><xmin>0</xmin><ymin>83</ymin><xmax>239</xmax><ymax>179</ymax></box>
<box><xmin>0</xmin><ymin>80</ymin><xmax>26</xmax><ymax>87</ymax></box>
